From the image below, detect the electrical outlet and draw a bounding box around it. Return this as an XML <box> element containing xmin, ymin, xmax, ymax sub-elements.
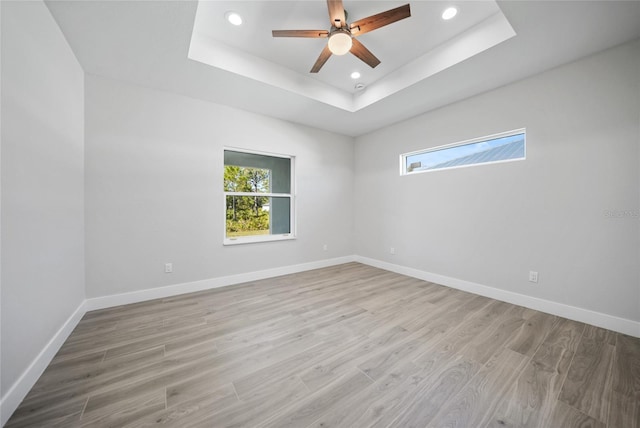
<box><xmin>390</xmin><ymin>247</ymin><xmax>396</xmax><ymax>255</ymax></box>
<box><xmin>529</xmin><ymin>271</ymin><xmax>538</xmax><ymax>283</ymax></box>
<box><xmin>323</xmin><ymin>244</ymin><xmax>328</xmax><ymax>251</ymax></box>
<box><xmin>165</xmin><ymin>263</ymin><xmax>173</xmax><ymax>273</ymax></box>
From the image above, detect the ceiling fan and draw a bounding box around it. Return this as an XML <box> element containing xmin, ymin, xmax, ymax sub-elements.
<box><xmin>272</xmin><ymin>0</ymin><xmax>411</xmax><ymax>73</ymax></box>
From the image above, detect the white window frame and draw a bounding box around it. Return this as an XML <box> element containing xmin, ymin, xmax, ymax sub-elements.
<box><xmin>223</xmin><ymin>147</ymin><xmax>296</xmax><ymax>245</ymax></box>
<box><xmin>400</xmin><ymin>128</ymin><xmax>526</xmax><ymax>176</ymax></box>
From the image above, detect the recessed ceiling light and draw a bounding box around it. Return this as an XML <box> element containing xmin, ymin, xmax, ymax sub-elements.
<box><xmin>225</xmin><ymin>11</ymin><xmax>243</xmax><ymax>26</ymax></box>
<box><xmin>442</xmin><ymin>7</ymin><xmax>458</xmax><ymax>20</ymax></box>
<box><xmin>350</xmin><ymin>71</ymin><xmax>361</xmax><ymax>79</ymax></box>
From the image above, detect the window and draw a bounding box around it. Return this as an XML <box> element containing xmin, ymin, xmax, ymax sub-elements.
<box><xmin>224</xmin><ymin>149</ymin><xmax>294</xmax><ymax>244</ymax></box>
<box><xmin>401</xmin><ymin>129</ymin><xmax>526</xmax><ymax>175</ymax></box>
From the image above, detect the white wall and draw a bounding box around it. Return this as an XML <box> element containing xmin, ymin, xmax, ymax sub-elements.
<box><xmin>355</xmin><ymin>40</ymin><xmax>640</xmax><ymax>326</ymax></box>
<box><xmin>85</xmin><ymin>75</ymin><xmax>354</xmax><ymax>298</ymax></box>
<box><xmin>1</xmin><ymin>0</ymin><xmax>85</xmax><ymax>413</ymax></box>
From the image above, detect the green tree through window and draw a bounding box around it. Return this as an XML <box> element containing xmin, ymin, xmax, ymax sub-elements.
<box><xmin>224</xmin><ymin>166</ymin><xmax>271</xmax><ymax>237</ymax></box>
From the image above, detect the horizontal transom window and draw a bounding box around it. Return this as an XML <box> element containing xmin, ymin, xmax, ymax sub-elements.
<box><xmin>401</xmin><ymin>129</ymin><xmax>526</xmax><ymax>175</ymax></box>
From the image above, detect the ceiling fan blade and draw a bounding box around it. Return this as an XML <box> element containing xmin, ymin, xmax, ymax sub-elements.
<box><xmin>327</xmin><ymin>0</ymin><xmax>346</xmax><ymax>28</ymax></box>
<box><xmin>350</xmin><ymin>38</ymin><xmax>381</xmax><ymax>68</ymax></box>
<box><xmin>272</xmin><ymin>30</ymin><xmax>329</xmax><ymax>38</ymax></box>
<box><xmin>350</xmin><ymin>4</ymin><xmax>411</xmax><ymax>36</ymax></box>
<box><xmin>311</xmin><ymin>45</ymin><xmax>333</xmax><ymax>73</ymax></box>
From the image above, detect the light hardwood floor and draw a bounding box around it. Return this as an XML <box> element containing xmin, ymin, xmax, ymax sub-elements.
<box><xmin>7</xmin><ymin>263</ymin><xmax>639</xmax><ymax>427</ymax></box>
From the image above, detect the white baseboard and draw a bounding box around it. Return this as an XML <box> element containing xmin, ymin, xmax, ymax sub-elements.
<box><xmin>84</xmin><ymin>256</ymin><xmax>357</xmax><ymax>311</ymax></box>
<box><xmin>0</xmin><ymin>300</ymin><xmax>87</xmax><ymax>427</ymax></box>
<box><xmin>355</xmin><ymin>256</ymin><xmax>640</xmax><ymax>338</ymax></box>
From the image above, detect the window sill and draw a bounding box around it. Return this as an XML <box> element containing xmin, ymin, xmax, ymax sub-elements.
<box><xmin>223</xmin><ymin>234</ymin><xmax>296</xmax><ymax>246</ymax></box>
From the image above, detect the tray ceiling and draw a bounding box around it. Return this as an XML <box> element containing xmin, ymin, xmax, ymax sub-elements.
<box><xmin>189</xmin><ymin>1</ymin><xmax>515</xmax><ymax>111</ymax></box>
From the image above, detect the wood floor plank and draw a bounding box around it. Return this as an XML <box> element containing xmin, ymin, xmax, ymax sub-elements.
<box><xmin>258</xmin><ymin>369</ymin><xmax>373</xmax><ymax>428</ymax></box>
<box><xmin>608</xmin><ymin>333</ymin><xmax>640</xmax><ymax>428</ymax></box>
<box><xmin>193</xmin><ymin>375</ymin><xmax>310</xmax><ymax>428</ymax></box>
<box><xmin>506</xmin><ymin>311</ymin><xmax>558</xmax><ymax>357</ymax></box>
<box><xmin>411</xmin><ymin>299</ymin><xmax>511</xmax><ymax>367</ymax></box>
<box><xmin>6</xmin><ymin>263</ymin><xmax>638</xmax><ymax>427</ymax></box>
<box><xmin>307</xmin><ymin>360</ymin><xmax>422</xmax><ymax>428</ymax></box>
<box><xmin>559</xmin><ymin>325</ymin><xmax>615</xmax><ymax>423</ymax></box>
<box><xmin>382</xmin><ymin>354</ymin><xmax>482</xmax><ymax>428</ymax></box>
<box><xmin>547</xmin><ymin>400</ymin><xmax>606</xmax><ymax>428</ymax></box>
<box><xmin>392</xmin><ymin>293</ymin><xmax>468</xmax><ymax>333</ymax></box>
<box><xmin>462</xmin><ymin>306</ymin><xmax>526</xmax><ymax>365</ymax></box>
<box><xmin>5</xmin><ymin>395</ymin><xmax>86</xmax><ymax>428</ymax></box>
<box><xmin>20</xmin><ymin>345</ymin><xmax>189</xmax><ymax>413</ymax></box>
<box><xmin>212</xmin><ymin>313</ymin><xmax>299</xmax><ymax>353</ymax></box>
<box><xmin>5</xmin><ymin>410</ymin><xmax>83</xmax><ymax>428</ymax></box>
<box><xmin>80</xmin><ymin>388</ymin><xmax>165</xmax><ymax>427</ymax></box>
<box><xmin>484</xmin><ymin>317</ymin><xmax>585</xmax><ymax>428</ymax></box>
<box><xmin>127</xmin><ymin>383</ymin><xmax>239</xmax><ymax>427</ymax></box>
<box><xmin>358</xmin><ymin>327</ymin><xmax>443</xmax><ymax>381</ymax></box>
<box><xmin>162</xmin><ymin>329</ymin><xmax>325</xmax><ymax>408</ymax></box>
<box><xmin>28</xmin><ymin>351</ymin><xmax>106</xmax><ymax>393</ymax></box>
<box><xmin>426</xmin><ymin>348</ymin><xmax>530</xmax><ymax>428</ymax></box>
<box><xmin>232</xmin><ymin>335</ymin><xmax>359</xmax><ymax>398</ymax></box>
<box><xmin>298</xmin><ymin>332</ymin><xmax>396</xmax><ymax>392</ymax></box>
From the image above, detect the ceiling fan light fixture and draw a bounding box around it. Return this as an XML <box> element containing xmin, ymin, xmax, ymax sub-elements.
<box><xmin>328</xmin><ymin>30</ymin><xmax>352</xmax><ymax>55</ymax></box>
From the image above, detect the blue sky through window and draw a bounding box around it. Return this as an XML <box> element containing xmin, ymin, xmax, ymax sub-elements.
<box><xmin>406</xmin><ymin>132</ymin><xmax>525</xmax><ymax>172</ymax></box>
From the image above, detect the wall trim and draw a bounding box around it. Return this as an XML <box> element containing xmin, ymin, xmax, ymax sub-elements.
<box><xmin>84</xmin><ymin>256</ymin><xmax>357</xmax><ymax>311</ymax></box>
<box><xmin>0</xmin><ymin>300</ymin><xmax>87</xmax><ymax>427</ymax></box>
<box><xmin>355</xmin><ymin>255</ymin><xmax>640</xmax><ymax>338</ymax></box>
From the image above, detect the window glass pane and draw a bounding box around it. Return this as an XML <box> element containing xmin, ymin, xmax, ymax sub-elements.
<box><xmin>223</xmin><ymin>166</ymin><xmax>271</xmax><ymax>193</ymax></box>
<box><xmin>404</xmin><ymin>131</ymin><xmax>525</xmax><ymax>173</ymax></box>
<box><xmin>226</xmin><ymin>195</ymin><xmax>270</xmax><ymax>238</ymax></box>
<box><xmin>270</xmin><ymin>197</ymin><xmax>290</xmax><ymax>235</ymax></box>
<box><xmin>225</xmin><ymin>196</ymin><xmax>291</xmax><ymax>238</ymax></box>
<box><xmin>224</xmin><ymin>151</ymin><xmax>290</xmax><ymax>193</ymax></box>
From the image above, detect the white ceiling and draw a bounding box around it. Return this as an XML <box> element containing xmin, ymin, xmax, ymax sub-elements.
<box><xmin>46</xmin><ymin>1</ymin><xmax>640</xmax><ymax>137</ymax></box>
